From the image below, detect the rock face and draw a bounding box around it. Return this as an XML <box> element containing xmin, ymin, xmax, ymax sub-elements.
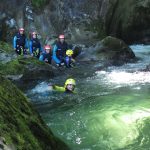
<box><xmin>0</xmin><ymin>75</ymin><xmax>69</xmax><ymax>150</ymax></box>
<box><xmin>105</xmin><ymin>0</ymin><xmax>150</xmax><ymax>44</ymax></box>
<box><xmin>0</xmin><ymin>0</ymin><xmax>149</xmax><ymax>44</ymax></box>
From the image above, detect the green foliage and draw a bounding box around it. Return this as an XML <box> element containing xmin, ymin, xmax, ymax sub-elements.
<box><xmin>0</xmin><ymin>59</ymin><xmax>25</xmax><ymax>75</ymax></box>
<box><xmin>0</xmin><ymin>76</ymin><xmax>40</xmax><ymax>149</ymax></box>
<box><xmin>31</xmin><ymin>0</ymin><xmax>49</xmax><ymax>9</ymax></box>
<box><xmin>0</xmin><ymin>41</ymin><xmax>13</xmax><ymax>53</ymax></box>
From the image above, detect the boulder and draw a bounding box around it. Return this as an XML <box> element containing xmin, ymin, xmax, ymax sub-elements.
<box><xmin>95</xmin><ymin>36</ymin><xmax>136</xmax><ymax>66</ymax></box>
<box><xmin>77</xmin><ymin>36</ymin><xmax>136</xmax><ymax>66</ymax></box>
<box><xmin>142</xmin><ymin>64</ymin><xmax>150</xmax><ymax>72</ymax></box>
<box><xmin>0</xmin><ymin>56</ymin><xmax>56</xmax><ymax>81</ymax></box>
<box><xmin>0</xmin><ymin>75</ymin><xmax>69</xmax><ymax>149</ymax></box>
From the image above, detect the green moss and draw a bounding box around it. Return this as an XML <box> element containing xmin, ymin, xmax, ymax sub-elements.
<box><xmin>0</xmin><ymin>41</ymin><xmax>13</xmax><ymax>53</ymax></box>
<box><xmin>101</xmin><ymin>36</ymin><xmax>126</xmax><ymax>50</ymax></box>
<box><xmin>31</xmin><ymin>0</ymin><xmax>49</xmax><ymax>9</ymax></box>
<box><xmin>17</xmin><ymin>56</ymin><xmax>45</xmax><ymax>66</ymax></box>
<box><xmin>0</xmin><ymin>75</ymin><xmax>69</xmax><ymax>149</ymax></box>
<box><xmin>0</xmin><ymin>59</ymin><xmax>25</xmax><ymax>75</ymax></box>
<box><xmin>0</xmin><ymin>57</ymin><xmax>46</xmax><ymax>75</ymax></box>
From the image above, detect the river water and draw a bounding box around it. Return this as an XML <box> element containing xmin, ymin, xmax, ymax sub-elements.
<box><xmin>27</xmin><ymin>45</ymin><xmax>150</xmax><ymax>150</ymax></box>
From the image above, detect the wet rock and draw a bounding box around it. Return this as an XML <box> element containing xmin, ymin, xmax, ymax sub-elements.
<box><xmin>0</xmin><ymin>137</ymin><xmax>15</xmax><ymax>150</ymax></box>
<box><xmin>72</xmin><ymin>45</ymin><xmax>82</xmax><ymax>58</ymax></box>
<box><xmin>0</xmin><ymin>75</ymin><xmax>69</xmax><ymax>150</ymax></box>
<box><xmin>0</xmin><ymin>42</ymin><xmax>56</xmax><ymax>84</ymax></box>
<box><xmin>0</xmin><ymin>52</ymin><xmax>17</xmax><ymax>64</ymax></box>
<box><xmin>105</xmin><ymin>0</ymin><xmax>150</xmax><ymax>44</ymax></box>
<box><xmin>77</xmin><ymin>36</ymin><xmax>136</xmax><ymax>66</ymax></box>
<box><xmin>5</xmin><ymin>18</ymin><xmax>16</xmax><ymax>28</ymax></box>
<box><xmin>25</xmin><ymin>5</ymin><xmax>34</xmax><ymax>21</ymax></box>
<box><xmin>142</xmin><ymin>64</ymin><xmax>150</xmax><ymax>72</ymax></box>
<box><xmin>0</xmin><ymin>56</ymin><xmax>56</xmax><ymax>81</ymax></box>
<box><xmin>95</xmin><ymin>36</ymin><xmax>136</xmax><ymax>66</ymax></box>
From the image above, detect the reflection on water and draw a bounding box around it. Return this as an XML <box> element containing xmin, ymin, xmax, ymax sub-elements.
<box><xmin>95</xmin><ymin>71</ymin><xmax>150</xmax><ymax>86</ymax></box>
<box><xmin>27</xmin><ymin>45</ymin><xmax>150</xmax><ymax>150</ymax></box>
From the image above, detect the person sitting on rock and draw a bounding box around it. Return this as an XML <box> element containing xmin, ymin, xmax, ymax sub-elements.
<box><xmin>49</xmin><ymin>78</ymin><xmax>76</xmax><ymax>94</ymax></box>
<box><xmin>65</xmin><ymin>49</ymin><xmax>75</xmax><ymax>68</ymax></box>
<box><xmin>39</xmin><ymin>45</ymin><xmax>52</xmax><ymax>64</ymax></box>
<box><xmin>13</xmin><ymin>28</ymin><xmax>28</xmax><ymax>55</ymax></box>
<box><xmin>53</xmin><ymin>34</ymin><xmax>69</xmax><ymax>67</ymax></box>
<box><xmin>29</xmin><ymin>32</ymin><xmax>42</xmax><ymax>58</ymax></box>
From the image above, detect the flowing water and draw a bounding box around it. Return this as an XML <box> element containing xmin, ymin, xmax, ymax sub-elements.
<box><xmin>27</xmin><ymin>45</ymin><xmax>150</xmax><ymax>150</ymax></box>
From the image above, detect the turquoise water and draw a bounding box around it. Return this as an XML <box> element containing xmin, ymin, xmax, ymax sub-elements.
<box><xmin>27</xmin><ymin>45</ymin><xmax>150</xmax><ymax>150</ymax></box>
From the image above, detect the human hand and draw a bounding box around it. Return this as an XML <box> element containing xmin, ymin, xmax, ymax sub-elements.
<box><xmin>56</xmin><ymin>63</ymin><xmax>60</xmax><ymax>67</ymax></box>
<box><xmin>60</xmin><ymin>62</ymin><xmax>64</xmax><ymax>66</ymax></box>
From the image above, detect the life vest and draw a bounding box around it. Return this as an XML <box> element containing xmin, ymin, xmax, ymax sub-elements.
<box><xmin>16</xmin><ymin>33</ymin><xmax>26</xmax><ymax>47</ymax></box>
<box><xmin>31</xmin><ymin>38</ymin><xmax>41</xmax><ymax>51</ymax></box>
<box><xmin>56</xmin><ymin>41</ymin><xmax>68</xmax><ymax>59</ymax></box>
<box><xmin>53</xmin><ymin>85</ymin><xmax>75</xmax><ymax>94</ymax></box>
<box><xmin>65</xmin><ymin>56</ymin><xmax>72</xmax><ymax>67</ymax></box>
<box><xmin>42</xmin><ymin>53</ymin><xmax>52</xmax><ymax>64</ymax></box>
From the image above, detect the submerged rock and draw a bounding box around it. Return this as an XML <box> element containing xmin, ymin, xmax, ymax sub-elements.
<box><xmin>0</xmin><ymin>75</ymin><xmax>69</xmax><ymax>150</ymax></box>
<box><xmin>142</xmin><ymin>64</ymin><xmax>150</xmax><ymax>72</ymax></box>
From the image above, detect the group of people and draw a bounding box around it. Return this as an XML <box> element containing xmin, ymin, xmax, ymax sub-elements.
<box><xmin>13</xmin><ymin>28</ymin><xmax>75</xmax><ymax>68</ymax></box>
<box><xmin>13</xmin><ymin>28</ymin><xmax>76</xmax><ymax>93</ymax></box>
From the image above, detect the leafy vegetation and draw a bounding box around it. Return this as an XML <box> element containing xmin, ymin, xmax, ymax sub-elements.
<box><xmin>0</xmin><ymin>41</ymin><xmax>13</xmax><ymax>53</ymax></box>
<box><xmin>31</xmin><ymin>0</ymin><xmax>49</xmax><ymax>9</ymax></box>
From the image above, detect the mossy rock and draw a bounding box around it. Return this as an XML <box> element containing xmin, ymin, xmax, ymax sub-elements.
<box><xmin>31</xmin><ymin>0</ymin><xmax>49</xmax><ymax>10</ymax></box>
<box><xmin>0</xmin><ymin>59</ymin><xmax>24</xmax><ymax>75</ymax></box>
<box><xmin>0</xmin><ymin>75</ymin><xmax>69</xmax><ymax>149</ymax></box>
<box><xmin>100</xmin><ymin>36</ymin><xmax>133</xmax><ymax>51</ymax></box>
<box><xmin>0</xmin><ymin>41</ymin><xmax>13</xmax><ymax>53</ymax></box>
<box><xmin>0</xmin><ymin>56</ymin><xmax>55</xmax><ymax>81</ymax></box>
<box><xmin>95</xmin><ymin>36</ymin><xmax>136</xmax><ymax>65</ymax></box>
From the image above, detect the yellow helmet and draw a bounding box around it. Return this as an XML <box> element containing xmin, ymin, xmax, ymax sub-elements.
<box><xmin>66</xmin><ymin>49</ymin><xmax>73</xmax><ymax>56</ymax></box>
<box><xmin>64</xmin><ymin>78</ymin><xmax>76</xmax><ymax>88</ymax></box>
